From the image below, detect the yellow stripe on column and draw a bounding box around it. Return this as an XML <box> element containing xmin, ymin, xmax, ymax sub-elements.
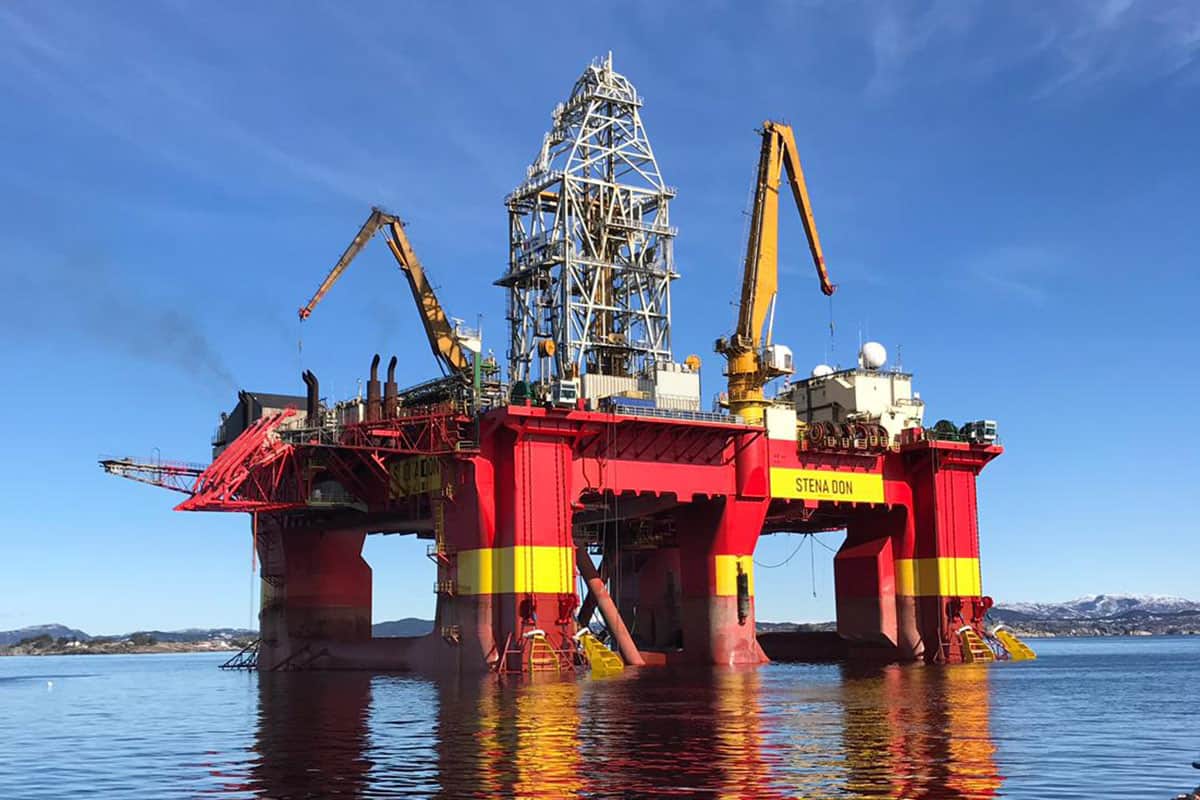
<box><xmin>714</xmin><ymin>555</ymin><xmax>755</xmax><ymax>597</ymax></box>
<box><xmin>895</xmin><ymin>557</ymin><xmax>981</xmax><ymax>597</ymax></box>
<box><xmin>456</xmin><ymin>546</ymin><xmax>575</xmax><ymax>595</ymax></box>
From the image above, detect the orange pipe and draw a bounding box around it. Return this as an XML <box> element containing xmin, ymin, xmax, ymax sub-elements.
<box><xmin>575</xmin><ymin>546</ymin><xmax>645</xmax><ymax>667</ymax></box>
<box><xmin>576</xmin><ymin>555</ymin><xmax>606</xmax><ymax>625</ymax></box>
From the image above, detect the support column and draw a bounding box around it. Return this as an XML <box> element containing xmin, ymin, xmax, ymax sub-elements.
<box><xmin>834</xmin><ymin>507</ymin><xmax>900</xmax><ymax>657</ymax></box>
<box><xmin>476</xmin><ymin>429</ymin><xmax>577</xmax><ymax>669</ymax></box>
<box><xmin>441</xmin><ymin>455</ymin><xmax>498</xmax><ymax>672</ymax></box>
<box><xmin>903</xmin><ymin>444</ymin><xmax>997</xmax><ymax>663</ymax></box>
<box><xmin>633</xmin><ymin>547</ymin><xmax>682</xmax><ymax>649</ymax></box>
<box><xmin>256</xmin><ymin>522</ymin><xmax>371</xmax><ymax>671</ymax></box>
<box><xmin>676</xmin><ymin>497</ymin><xmax>769</xmax><ymax>665</ymax></box>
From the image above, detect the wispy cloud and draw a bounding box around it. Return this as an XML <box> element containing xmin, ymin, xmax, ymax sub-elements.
<box><xmin>858</xmin><ymin>1</ymin><xmax>1200</xmax><ymax>100</ymax></box>
<box><xmin>0</xmin><ymin>5</ymin><xmax>392</xmax><ymax>206</ymax></box>
<box><xmin>1031</xmin><ymin>1</ymin><xmax>1200</xmax><ymax>99</ymax></box>
<box><xmin>960</xmin><ymin>244</ymin><xmax>1064</xmax><ymax>305</ymax></box>
<box><xmin>864</xmin><ymin>0</ymin><xmax>978</xmax><ymax>98</ymax></box>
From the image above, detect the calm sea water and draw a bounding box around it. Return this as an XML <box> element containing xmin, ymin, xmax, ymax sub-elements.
<box><xmin>0</xmin><ymin>637</ymin><xmax>1196</xmax><ymax>799</ymax></box>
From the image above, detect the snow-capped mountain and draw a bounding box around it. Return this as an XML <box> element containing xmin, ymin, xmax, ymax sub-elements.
<box><xmin>994</xmin><ymin>594</ymin><xmax>1200</xmax><ymax>621</ymax></box>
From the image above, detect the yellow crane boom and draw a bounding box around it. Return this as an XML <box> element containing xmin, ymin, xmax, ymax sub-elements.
<box><xmin>298</xmin><ymin>207</ymin><xmax>473</xmax><ymax>380</ymax></box>
<box><xmin>718</xmin><ymin>121</ymin><xmax>835</xmax><ymax>426</ymax></box>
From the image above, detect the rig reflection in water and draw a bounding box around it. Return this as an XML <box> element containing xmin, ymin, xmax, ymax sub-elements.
<box><xmin>245</xmin><ymin>664</ymin><xmax>1002</xmax><ymax>799</ymax></box>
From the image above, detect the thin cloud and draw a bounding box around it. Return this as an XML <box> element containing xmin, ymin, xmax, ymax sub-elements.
<box><xmin>864</xmin><ymin>0</ymin><xmax>977</xmax><ymax>98</ymax></box>
<box><xmin>962</xmin><ymin>244</ymin><xmax>1063</xmax><ymax>305</ymax></box>
<box><xmin>1031</xmin><ymin>1</ymin><xmax>1200</xmax><ymax>99</ymax></box>
<box><xmin>856</xmin><ymin>1</ymin><xmax>1200</xmax><ymax>100</ymax></box>
<box><xmin>0</xmin><ymin>5</ymin><xmax>388</xmax><ymax>205</ymax></box>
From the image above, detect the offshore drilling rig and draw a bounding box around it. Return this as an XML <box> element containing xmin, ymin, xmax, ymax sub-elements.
<box><xmin>102</xmin><ymin>54</ymin><xmax>1032</xmax><ymax>673</ymax></box>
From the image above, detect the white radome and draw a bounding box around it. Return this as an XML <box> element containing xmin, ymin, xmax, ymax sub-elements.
<box><xmin>811</xmin><ymin>364</ymin><xmax>834</xmax><ymax>378</ymax></box>
<box><xmin>860</xmin><ymin>341</ymin><xmax>887</xmax><ymax>369</ymax></box>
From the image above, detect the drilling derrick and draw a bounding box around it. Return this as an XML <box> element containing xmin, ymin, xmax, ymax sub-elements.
<box><xmin>499</xmin><ymin>53</ymin><xmax>678</xmax><ymax>384</ymax></box>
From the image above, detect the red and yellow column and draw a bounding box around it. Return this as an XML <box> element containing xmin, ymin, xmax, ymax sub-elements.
<box><xmin>459</xmin><ymin>428</ymin><xmax>577</xmax><ymax>670</ymax></box>
<box><xmin>677</xmin><ymin>432</ymin><xmax>770</xmax><ymax>665</ymax></box>
<box><xmin>901</xmin><ymin>442</ymin><xmax>997</xmax><ymax>663</ymax></box>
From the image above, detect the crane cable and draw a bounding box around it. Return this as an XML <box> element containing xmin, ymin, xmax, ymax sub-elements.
<box><xmin>249</xmin><ymin>513</ymin><xmax>258</xmax><ymax>634</ymax></box>
<box><xmin>754</xmin><ymin>531</ymin><xmax>838</xmax><ymax>569</ymax></box>
<box><xmin>827</xmin><ymin>292</ymin><xmax>837</xmax><ymax>366</ymax></box>
<box><xmin>753</xmin><ymin>534</ymin><xmax>807</xmax><ymax>569</ymax></box>
<box><xmin>754</xmin><ymin>532</ymin><xmax>842</xmax><ymax>599</ymax></box>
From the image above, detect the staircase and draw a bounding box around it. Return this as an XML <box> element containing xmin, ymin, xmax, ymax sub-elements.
<box><xmin>576</xmin><ymin>630</ymin><xmax>624</xmax><ymax>677</ymax></box>
<box><xmin>957</xmin><ymin>625</ymin><xmax>996</xmax><ymax>663</ymax></box>
<box><xmin>994</xmin><ymin>627</ymin><xmax>1037</xmax><ymax>661</ymax></box>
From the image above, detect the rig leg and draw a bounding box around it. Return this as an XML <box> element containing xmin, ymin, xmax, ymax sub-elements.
<box><xmin>632</xmin><ymin>547</ymin><xmax>683</xmax><ymax>649</ymax></box>
<box><xmin>485</xmin><ymin>432</ymin><xmax>577</xmax><ymax>671</ymax></box>
<box><xmin>257</xmin><ymin>524</ymin><xmax>372</xmax><ymax>671</ymax></box>
<box><xmin>834</xmin><ymin>506</ymin><xmax>903</xmax><ymax>659</ymax></box>
<box><xmin>902</xmin><ymin>447</ymin><xmax>994</xmax><ymax>663</ymax></box>
<box><xmin>677</xmin><ymin>497</ymin><xmax>769</xmax><ymax>666</ymax></box>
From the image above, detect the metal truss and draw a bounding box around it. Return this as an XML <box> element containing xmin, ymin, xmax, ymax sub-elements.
<box><xmin>499</xmin><ymin>53</ymin><xmax>678</xmax><ymax>382</ymax></box>
<box><xmin>113</xmin><ymin>404</ymin><xmax>475</xmax><ymax>516</ymax></box>
<box><xmin>98</xmin><ymin>457</ymin><xmax>205</xmax><ymax>494</ymax></box>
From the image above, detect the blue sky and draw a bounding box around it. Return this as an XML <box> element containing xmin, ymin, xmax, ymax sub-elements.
<box><xmin>1</xmin><ymin>2</ymin><xmax>1197</xmax><ymax>633</ymax></box>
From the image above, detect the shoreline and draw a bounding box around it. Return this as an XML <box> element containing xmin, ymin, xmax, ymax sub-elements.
<box><xmin>7</xmin><ymin>630</ymin><xmax>1198</xmax><ymax>658</ymax></box>
<box><xmin>2</xmin><ymin>642</ymin><xmax>247</xmax><ymax>657</ymax></box>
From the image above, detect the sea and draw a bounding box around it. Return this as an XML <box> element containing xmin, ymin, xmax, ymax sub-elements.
<box><xmin>0</xmin><ymin>636</ymin><xmax>1196</xmax><ymax>799</ymax></box>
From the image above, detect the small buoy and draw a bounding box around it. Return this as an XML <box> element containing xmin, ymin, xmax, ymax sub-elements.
<box><xmin>46</xmin><ymin>681</ymin><xmax>53</xmax><ymax>691</ymax></box>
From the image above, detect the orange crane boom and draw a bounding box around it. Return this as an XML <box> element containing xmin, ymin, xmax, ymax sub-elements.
<box><xmin>718</xmin><ymin>121</ymin><xmax>835</xmax><ymax>426</ymax></box>
<box><xmin>298</xmin><ymin>207</ymin><xmax>473</xmax><ymax>381</ymax></box>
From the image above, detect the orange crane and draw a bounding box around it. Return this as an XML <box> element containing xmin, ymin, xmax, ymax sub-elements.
<box><xmin>716</xmin><ymin>122</ymin><xmax>835</xmax><ymax>426</ymax></box>
<box><xmin>298</xmin><ymin>208</ymin><xmax>474</xmax><ymax>381</ymax></box>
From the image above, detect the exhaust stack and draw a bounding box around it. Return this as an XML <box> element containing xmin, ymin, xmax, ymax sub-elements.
<box><xmin>302</xmin><ymin>370</ymin><xmax>320</xmax><ymax>426</ymax></box>
<box><xmin>384</xmin><ymin>356</ymin><xmax>399</xmax><ymax>418</ymax></box>
<box><xmin>367</xmin><ymin>354</ymin><xmax>382</xmax><ymax>422</ymax></box>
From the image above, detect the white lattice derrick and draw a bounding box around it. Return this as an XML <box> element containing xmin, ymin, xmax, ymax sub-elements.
<box><xmin>501</xmin><ymin>54</ymin><xmax>677</xmax><ymax>385</ymax></box>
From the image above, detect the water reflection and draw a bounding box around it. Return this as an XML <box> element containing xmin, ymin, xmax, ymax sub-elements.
<box><xmin>841</xmin><ymin>664</ymin><xmax>1001</xmax><ymax>799</ymax></box>
<box><xmin>435</xmin><ymin>676</ymin><xmax>583</xmax><ymax>799</ymax></box>
<box><xmin>253</xmin><ymin>672</ymin><xmax>375</xmax><ymax>798</ymax></box>
<box><xmin>247</xmin><ymin>663</ymin><xmax>1002</xmax><ymax>798</ymax></box>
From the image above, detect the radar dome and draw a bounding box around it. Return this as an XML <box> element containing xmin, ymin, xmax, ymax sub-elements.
<box><xmin>860</xmin><ymin>341</ymin><xmax>887</xmax><ymax>370</ymax></box>
<box><xmin>811</xmin><ymin>364</ymin><xmax>834</xmax><ymax>378</ymax></box>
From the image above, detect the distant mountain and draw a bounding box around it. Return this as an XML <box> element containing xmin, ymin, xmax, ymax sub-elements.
<box><xmin>372</xmin><ymin>618</ymin><xmax>435</xmax><ymax>637</ymax></box>
<box><xmin>117</xmin><ymin>628</ymin><xmax>256</xmax><ymax>644</ymax></box>
<box><xmin>994</xmin><ymin>594</ymin><xmax>1200</xmax><ymax>621</ymax></box>
<box><xmin>990</xmin><ymin>594</ymin><xmax>1200</xmax><ymax>636</ymax></box>
<box><xmin>0</xmin><ymin>625</ymin><xmax>256</xmax><ymax>648</ymax></box>
<box><xmin>9</xmin><ymin>594</ymin><xmax>1197</xmax><ymax>650</ymax></box>
<box><xmin>0</xmin><ymin>624</ymin><xmax>91</xmax><ymax>646</ymax></box>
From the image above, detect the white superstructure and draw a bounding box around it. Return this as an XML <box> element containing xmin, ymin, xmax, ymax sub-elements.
<box><xmin>768</xmin><ymin>342</ymin><xmax>926</xmax><ymax>443</ymax></box>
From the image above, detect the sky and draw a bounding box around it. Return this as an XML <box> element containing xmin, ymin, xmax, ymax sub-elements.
<box><xmin>1</xmin><ymin>1</ymin><xmax>1198</xmax><ymax>634</ymax></box>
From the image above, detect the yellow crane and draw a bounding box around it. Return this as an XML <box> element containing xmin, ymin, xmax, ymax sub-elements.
<box><xmin>717</xmin><ymin>121</ymin><xmax>835</xmax><ymax>426</ymax></box>
<box><xmin>298</xmin><ymin>207</ymin><xmax>474</xmax><ymax>381</ymax></box>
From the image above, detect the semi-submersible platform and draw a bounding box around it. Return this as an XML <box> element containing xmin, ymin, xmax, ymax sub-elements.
<box><xmin>103</xmin><ymin>55</ymin><xmax>1034</xmax><ymax>673</ymax></box>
